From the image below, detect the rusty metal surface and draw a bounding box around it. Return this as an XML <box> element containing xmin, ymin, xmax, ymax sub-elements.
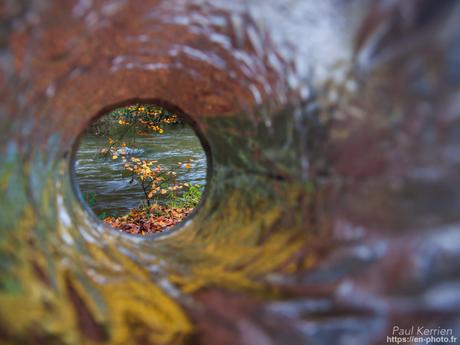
<box><xmin>1</xmin><ymin>0</ymin><xmax>460</xmax><ymax>344</ymax></box>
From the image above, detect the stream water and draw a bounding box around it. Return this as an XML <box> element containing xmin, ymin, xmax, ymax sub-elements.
<box><xmin>74</xmin><ymin>126</ymin><xmax>207</xmax><ymax>217</ymax></box>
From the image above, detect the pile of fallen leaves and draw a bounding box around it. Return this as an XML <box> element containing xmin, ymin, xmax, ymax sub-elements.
<box><xmin>103</xmin><ymin>204</ymin><xmax>193</xmax><ymax>235</ymax></box>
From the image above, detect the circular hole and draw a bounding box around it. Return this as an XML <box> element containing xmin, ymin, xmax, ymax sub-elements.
<box><xmin>71</xmin><ymin>102</ymin><xmax>209</xmax><ymax>235</ymax></box>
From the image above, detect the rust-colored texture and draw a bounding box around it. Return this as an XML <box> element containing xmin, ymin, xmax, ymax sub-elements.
<box><xmin>1</xmin><ymin>0</ymin><xmax>460</xmax><ymax>344</ymax></box>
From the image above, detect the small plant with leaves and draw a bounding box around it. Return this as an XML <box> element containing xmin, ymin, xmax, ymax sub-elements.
<box><xmin>118</xmin><ymin>155</ymin><xmax>195</xmax><ymax>207</ymax></box>
<box><xmin>88</xmin><ymin>104</ymin><xmax>203</xmax><ymax>234</ymax></box>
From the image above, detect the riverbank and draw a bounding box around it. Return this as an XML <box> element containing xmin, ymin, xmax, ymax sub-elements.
<box><xmin>75</xmin><ymin>127</ymin><xmax>207</xmax><ymax>217</ymax></box>
<box><xmin>103</xmin><ymin>203</ymin><xmax>193</xmax><ymax>234</ymax></box>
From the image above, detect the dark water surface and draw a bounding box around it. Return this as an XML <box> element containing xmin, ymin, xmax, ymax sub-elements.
<box><xmin>74</xmin><ymin>126</ymin><xmax>207</xmax><ymax>217</ymax></box>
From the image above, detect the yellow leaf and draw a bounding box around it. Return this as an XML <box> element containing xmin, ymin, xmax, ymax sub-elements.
<box><xmin>112</xmin><ymin>155</ymin><xmax>118</xmax><ymax>160</ymax></box>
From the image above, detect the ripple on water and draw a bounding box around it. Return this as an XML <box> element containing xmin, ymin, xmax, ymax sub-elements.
<box><xmin>75</xmin><ymin>126</ymin><xmax>207</xmax><ymax>216</ymax></box>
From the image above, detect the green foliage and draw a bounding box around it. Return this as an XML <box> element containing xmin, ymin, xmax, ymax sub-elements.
<box><xmin>83</xmin><ymin>191</ymin><xmax>97</xmax><ymax>207</ymax></box>
<box><xmin>167</xmin><ymin>184</ymin><xmax>203</xmax><ymax>209</ymax></box>
<box><xmin>98</xmin><ymin>212</ymin><xmax>108</xmax><ymax>220</ymax></box>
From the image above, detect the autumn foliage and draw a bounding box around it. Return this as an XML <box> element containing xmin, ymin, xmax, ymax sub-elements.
<box><xmin>104</xmin><ymin>204</ymin><xmax>194</xmax><ymax>235</ymax></box>
<box><xmin>91</xmin><ymin>104</ymin><xmax>202</xmax><ymax>234</ymax></box>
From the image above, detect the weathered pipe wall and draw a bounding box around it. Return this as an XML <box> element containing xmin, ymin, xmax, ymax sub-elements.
<box><xmin>1</xmin><ymin>0</ymin><xmax>460</xmax><ymax>344</ymax></box>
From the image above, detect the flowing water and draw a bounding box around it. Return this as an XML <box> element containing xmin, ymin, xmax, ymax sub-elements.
<box><xmin>74</xmin><ymin>126</ymin><xmax>207</xmax><ymax>217</ymax></box>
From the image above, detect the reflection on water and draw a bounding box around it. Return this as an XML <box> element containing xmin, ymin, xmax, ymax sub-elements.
<box><xmin>75</xmin><ymin>126</ymin><xmax>207</xmax><ymax>217</ymax></box>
